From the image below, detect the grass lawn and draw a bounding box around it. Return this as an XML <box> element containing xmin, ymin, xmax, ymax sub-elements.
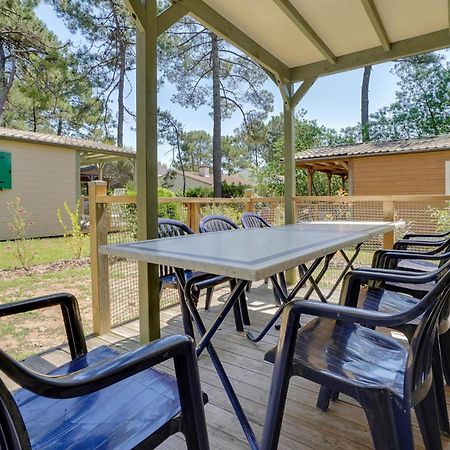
<box><xmin>0</xmin><ymin>236</ymin><xmax>90</xmax><ymax>270</ymax></box>
<box><xmin>0</xmin><ymin>266</ymin><xmax>92</xmax><ymax>360</ymax></box>
<box><xmin>0</xmin><ymin>235</ymin><xmax>92</xmax><ymax>359</ymax></box>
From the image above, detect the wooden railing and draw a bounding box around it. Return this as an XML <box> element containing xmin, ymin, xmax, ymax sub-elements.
<box><xmin>88</xmin><ymin>181</ymin><xmax>450</xmax><ymax>335</ymax></box>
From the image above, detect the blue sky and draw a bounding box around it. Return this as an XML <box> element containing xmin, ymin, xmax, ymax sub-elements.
<box><xmin>36</xmin><ymin>2</ymin><xmax>400</xmax><ymax>163</ymax></box>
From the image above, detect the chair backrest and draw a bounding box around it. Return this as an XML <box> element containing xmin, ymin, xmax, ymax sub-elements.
<box><xmin>241</xmin><ymin>212</ymin><xmax>271</xmax><ymax>229</ymax></box>
<box><xmin>199</xmin><ymin>215</ymin><xmax>238</xmax><ymax>233</ymax></box>
<box><xmin>404</xmin><ymin>268</ymin><xmax>450</xmax><ymax>405</ymax></box>
<box><xmin>158</xmin><ymin>219</ymin><xmax>194</xmax><ymax>280</ymax></box>
<box><xmin>158</xmin><ymin>218</ymin><xmax>194</xmax><ymax>238</ymax></box>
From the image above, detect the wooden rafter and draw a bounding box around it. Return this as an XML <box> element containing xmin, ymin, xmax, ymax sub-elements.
<box><xmin>273</xmin><ymin>0</ymin><xmax>336</xmax><ymax>64</ymax></box>
<box><xmin>291</xmin><ymin>29</ymin><xmax>450</xmax><ymax>81</ymax></box>
<box><xmin>179</xmin><ymin>0</ymin><xmax>291</xmax><ymax>81</ymax></box>
<box><xmin>290</xmin><ymin>77</ymin><xmax>317</xmax><ymax>108</ymax></box>
<box><xmin>157</xmin><ymin>3</ymin><xmax>188</xmax><ymax>35</ymax></box>
<box><xmin>360</xmin><ymin>0</ymin><xmax>390</xmax><ymax>51</ymax></box>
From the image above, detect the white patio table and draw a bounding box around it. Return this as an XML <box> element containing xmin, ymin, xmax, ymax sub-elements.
<box><xmin>101</xmin><ymin>220</ymin><xmax>400</xmax><ymax>449</ymax></box>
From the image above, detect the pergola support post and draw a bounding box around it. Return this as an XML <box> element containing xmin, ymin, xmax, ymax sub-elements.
<box><xmin>284</xmin><ymin>83</ymin><xmax>296</xmax><ymax>284</ymax></box>
<box><xmin>136</xmin><ymin>0</ymin><xmax>160</xmax><ymax>343</ymax></box>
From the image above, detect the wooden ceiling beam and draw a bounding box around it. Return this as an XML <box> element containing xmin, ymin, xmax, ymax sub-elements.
<box><xmin>273</xmin><ymin>0</ymin><xmax>336</xmax><ymax>64</ymax></box>
<box><xmin>360</xmin><ymin>0</ymin><xmax>390</xmax><ymax>51</ymax></box>
<box><xmin>291</xmin><ymin>29</ymin><xmax>450</xmax><ymax>81</ymax></box>
<box><xmin>123</xmin><ymin>0</ymin><xmax>145</xmax><ymax>32</ymax></box>
<box><xmin>158</xmin><ymin>3</ymin><xmax>188</xmax><ymax>35</ymax></box>
<box><xmin>180</xmin><ymin>0</ymin><xmax>291</xmax><ymax>81</ymax></box>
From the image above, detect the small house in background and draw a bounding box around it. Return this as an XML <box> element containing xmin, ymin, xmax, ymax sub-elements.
<box><xmin>296</xmin><ymin>135</ymin><xmax>450</xmax><ymax>195</ymax></box>
<box><xmin>0</xmin><ymin>127</ymin><xmax>135</xmax><ymax>240</ymax></box>
<box><xmin>162</xmin><ymin>166</ymin><xmax>254</xmax><ymax>192</ymax></box>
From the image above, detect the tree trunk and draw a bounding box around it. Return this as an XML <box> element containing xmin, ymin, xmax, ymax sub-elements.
<box><xmin>0</xmin><ymin>42</ymin><xmax>16</xmax><ymax>125</ymax></box>
<box><xmin>110</xmin><ymin>0</ymin><xmax>125</xmax><ymax>147</ymax></box>
<box><xmin>361</xmin><ymin>65</ymin><xmax>372</xmax><ymax>142</ymax></box>
<box><xmin>211</xmin><ymin>32</ymin><xmax>222</xmax><ymax>197</ymax></box>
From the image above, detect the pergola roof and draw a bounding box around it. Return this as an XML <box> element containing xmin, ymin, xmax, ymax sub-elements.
<box><xmin>162</xmin><ymin>0</ymin><xmax>450</xmax><ymax>87</ymax></box>
<box><xmin>0</xmin><ymin>127</ymin><xmax>135</xmax><ymax>163</ymax></box>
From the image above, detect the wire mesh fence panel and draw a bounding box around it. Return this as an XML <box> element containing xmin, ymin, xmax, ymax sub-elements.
<box><xmin>294</xmin><ymin>199</ymin><xmax>385</xmax><ymax>290</ymax></box>
<box><xmin>105</xmin><ymin>200</ymin><xmax>189</xmax><ymax>327</ymax></box>
<box><xmin>254</xmin><ymin>200</ymin><xmax>285</xmax><ymax>226</ymax></box>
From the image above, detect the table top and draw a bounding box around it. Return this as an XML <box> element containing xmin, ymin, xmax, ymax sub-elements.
<box><xmin>101</xmin><ymin>221</ymin><xmax>400</xmax><ymax>281</ymax></box>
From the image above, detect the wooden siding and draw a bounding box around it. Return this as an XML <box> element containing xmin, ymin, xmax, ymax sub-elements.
<box><xmin>0</xmin><ymin>140</ymin><xmax>76</xmax><ymax>240</ymax></box>
<box><xmin>352</xmin><ymin>150</ymin><xmax>450</xmax><ymax>195</ymax></box>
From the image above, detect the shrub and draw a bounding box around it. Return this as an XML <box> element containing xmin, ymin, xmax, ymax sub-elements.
<box><xmin>57</xmin><ymin>199</ymin><xmax>84</xmax><ymax>259</ymax></box>
<box><xmin>122</xmin><ymin>187</ymin><xmax>183</xmax><ymax>238</ymax></box>
<box><xmin>6</xmin><ymin>197</ymin><xmax>35</xmax><ymax>271</ymax></box>
<box><xmin>430</xmin><ymin>202</ymin><xmax>450</xmax><ymax>232</ymax></box>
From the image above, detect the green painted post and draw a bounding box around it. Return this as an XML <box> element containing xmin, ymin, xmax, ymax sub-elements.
<box><xmin>284</xmin><ymin>83</ymin><xmax>297</xmax><ymax>284</ymax></box>
<box><xmin>136</xmin><ymin>0</ymin><xmax>160</xmax><ymax>343</ymax></box>
<box><xmin>284</xmin><ymin>83</ymin><xmax>295</xmax><ymax>225</ymax></box>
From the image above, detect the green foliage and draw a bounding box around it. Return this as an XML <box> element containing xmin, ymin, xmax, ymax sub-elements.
<box><xmin>221</xmin><ymin>181</ymin><xmax>251</xmax><ymax>198</ymax></box>
<box><xmin>251</xmin><ymin>112</ymin><xmax>348</xmax><ymax>196</ymax></box>
<box><xmin>123</xmin><ymin>187</ymin><xmax>183</xmax><ymax>238</ymax></box>
<box><xmin>56</xmin><ymin>200</ymin><xmax>85</xmax><ymax>259</ymax></box>
<box><xmin>183</xmin><ymin>186</ymin><xmax>214</xmax><ymax>198</ymax></box>
<box><xmin>47</xmin><ymin>0</ymin><xmax>136</xmax><ymax>145</ymax></box>
<box><xmin>201</xmin><ymin>204</ymin><xmax>242</xmax><ymax>225</ymax></box>
<box><xmin>370</xmin><ymin>53</ymin><xmax>450</xmax><ymax>139</ymax></box>
<box><xmin>430</xmin><ymin>203</ymin><xmax>450</xmax><ymax>232</ymax></box>
<box><xmin>6</xmin><ymin>197</ymin><xmax>35</xmax><ymax>271</ymax></box>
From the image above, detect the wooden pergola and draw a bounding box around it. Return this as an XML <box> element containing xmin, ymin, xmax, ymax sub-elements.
<box><xmin>123</xmin><ymin>0</ymin><xmax>450</xmax><ymax>341</ymax></box>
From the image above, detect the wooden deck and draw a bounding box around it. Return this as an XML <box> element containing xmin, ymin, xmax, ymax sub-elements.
<box><xmin>20</xmin><ymin>281</ymin><xmax>450</xmax><ymax>449</ymax></box>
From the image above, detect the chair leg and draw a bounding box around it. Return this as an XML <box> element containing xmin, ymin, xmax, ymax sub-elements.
<box><xmin>316</xmin><ymin>388</ymin><xmax>340</xmax><ymax>411</ymax></box>
<box><xmin>432</xmin><ymin>343</ymin><xmax>450</xmax><ymax>435</ymax></box>
<box><xmin>316</xmin><ymin>387</ymin><xmax>332</xmax><ymax>411</ymax></box>
<box><xmin>415</xmin><ymin>381</ymin><xmax>443</xmax><ymax>450</ymax></box>
<box><xmin>246</xmin><ymin>281</ymin><xmax>252</xmax><ymax>292</ymax></box>
<box><xmin>204</xmin><ymin>287</ymin><xmax>213</xmax><ymax>310</ymax></box>
<box><xmin>359</xmin><ymin>389</ymin><xmax>414</xmax><ymax>450</ymax></box>
<box><xmin>439</xmin><ymin>328</ymin><xmax>450</xmax><ymax>385</ymax></box>
<box><xmin>240</xmin><ymin>291</ymin><xmax>251</xmax><ymax>326</ymax></box>
<box><xmin>229</xmin><ymin>280</ymin><xmax>244</xmax><ymax>332</ymax></box>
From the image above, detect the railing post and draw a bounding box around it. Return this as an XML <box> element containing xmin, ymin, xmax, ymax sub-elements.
<box><xmin>383</xmin><ymin>199</ymin><xmax>395</xmax><ymax>249</ymax></box>
<box><xmin>244</xmin><ymin>189</ymin><xmax>255</xmax><ymax>213</ymax></box>
<box><xmin>89</xmin><ymin>181</ymin><xmax>111</xmax><ymax>335</ymax></box>
<box><xmin>187</xmin><ymin>201</ymin><xmax>201</xmax><ymax>232</ymax></box>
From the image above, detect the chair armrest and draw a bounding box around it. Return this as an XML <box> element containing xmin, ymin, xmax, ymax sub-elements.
<box><xmin>339</xmin><ymin>268</ymin><xmax>436</xmax><ymax>306</ymax></box>
<box><xmin>373</xmin><ymin>249</ymin><xmax>448</xmax><ymax>269</ymax></box>
<box><xmin>403</xmin><ymin>231</ymin><xmax>450</xmax><ymax>240</ymax></box>
<box><xmin>0</xmin><ymin>293</ymin><xmax>86</xmax><ymax>359</ymax></box>
<box><xmin>283</xmin><ymin>298</ymin><xmax>421</xmax><ymax>334</ymax></box>
<box><xmin>394</xmin><ymin>239</ymin><xmax>445</xmax><ymax>251</ymax></box>
<box><xmin>0</xmin><ymin>334</ymin><xmax>196</xmax><ymax>399</ymax></box>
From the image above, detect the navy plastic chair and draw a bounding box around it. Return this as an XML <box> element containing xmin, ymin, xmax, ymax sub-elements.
<box><xmin>158</xmin><ymin>218</ymin><xmax>228</xmax><ymax>312</ymax></box>
<box><xmin>241</xmin><ymin>212</ymin><xmax>272</xmax><ymax>229</ymax></box>
<box><xmin>0</xmin><ymin>293</ymin><xmax>209</xmax><ymax>449</ymax></box>
<box><xmin>199</xmin><ymin>215</ymin><xmax>250</xmax><ymax>329</ymax></box>
<box><xmin>262</xmin><ymin>269</ymin><xmax>450</xmax><ymax>450</ymax></box>
<box><xmin>315</xmin><ymin>261</ymin><xmax>450</xmax><ymax>435</ymax></box>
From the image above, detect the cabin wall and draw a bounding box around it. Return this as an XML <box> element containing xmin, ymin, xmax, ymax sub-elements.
<box><xmin>352</xmin><ymin>150</ymin><xmax>450</xmax><ymax>195</ymax></box>
<box><xmin>0</xmin><ymin>140</ymin><xmax>77</xmax><ymax>240</ymax></box>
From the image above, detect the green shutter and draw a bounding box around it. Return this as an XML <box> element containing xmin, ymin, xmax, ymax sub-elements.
<box><xmin>0</xmin><ymin>152</ymin><xmax>12</xmax><ymax>190</ymax></box>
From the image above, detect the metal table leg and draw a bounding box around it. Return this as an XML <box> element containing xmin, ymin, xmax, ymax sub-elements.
<box><xmin>246</xmin><ymin>256</ymin><xmax>324</xmax><ymax>343</ymax></box>
<box><xmin>175</xmin><ymin>268</ymin><xmax>259</xmax><ymax>450</ymax></box>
